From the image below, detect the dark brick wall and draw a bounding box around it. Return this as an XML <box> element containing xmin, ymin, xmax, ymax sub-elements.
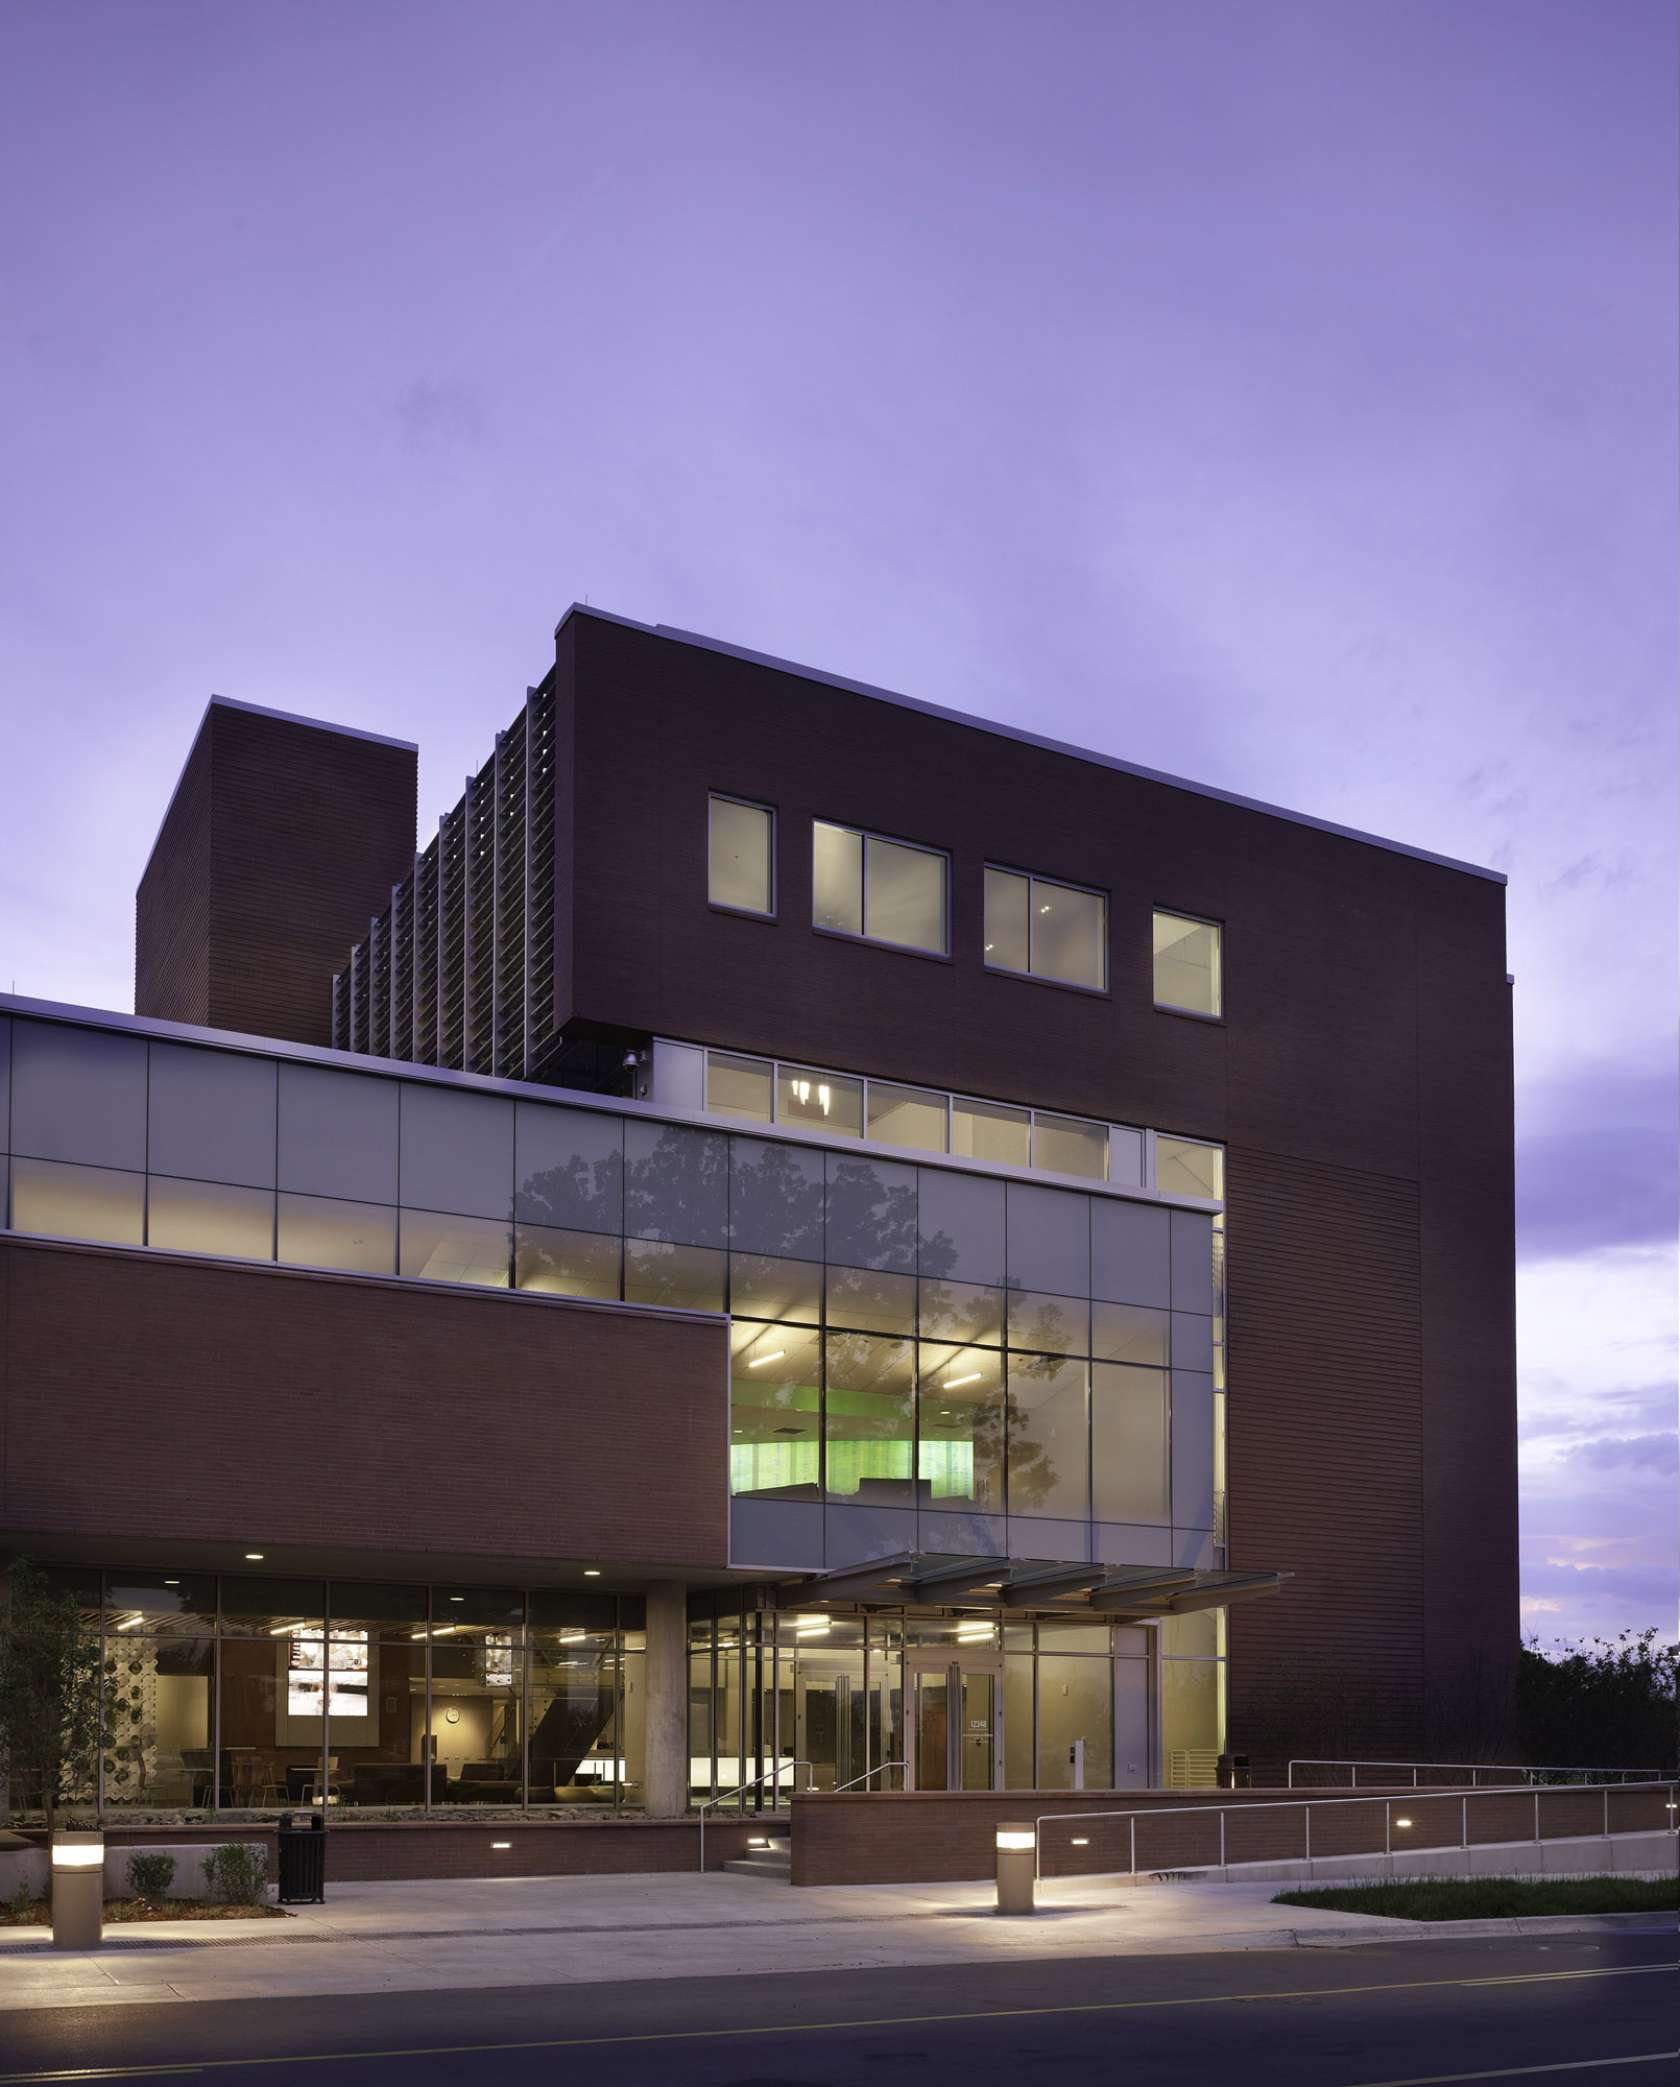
<box><xmin>790</xmin><ymin>1783</ymin><xmax>1669</xmax><ymax>1886</ymax></box>
<box><xmin>136</xmin><ymin>703</ymin><xmax>417</xmax><ymax>1047</ymax></box>
<box><xmin>0</xmin><ymin>1238</ymin><xmax>729</xmax><ymax>1573</ymax></box>
<box><xmin>550</xmin><ymin>612</ymin><xmax>1518</xmax><ymax>1757</ymax></box>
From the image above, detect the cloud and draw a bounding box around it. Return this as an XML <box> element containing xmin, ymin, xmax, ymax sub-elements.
<box><xmin>1558</xmin><ymin>1432</ymin><xmax>1678</xmax><ymax>1476</ymax></box>
<box><xmin>1516</xmin><ymin>1058</ymin><xmax>1679</xmax><ymax>1259</ymax></box>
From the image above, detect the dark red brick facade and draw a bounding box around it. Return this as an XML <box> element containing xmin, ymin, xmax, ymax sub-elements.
<box><xmin>137</xmin><ymin>701</ymin><xmax>417</xmax><ymax>1049</ymax></box>
<box><xmin>0</xmin><ymin>1238</ymin><xmax>730</xmax><ymax>1578</ymax></box>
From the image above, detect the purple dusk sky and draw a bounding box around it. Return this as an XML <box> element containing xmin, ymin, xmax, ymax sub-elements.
<box><xmin>2</xmin><ymin>4</ymin><xmax>1674</xmax><ymax>1644</ymax></box>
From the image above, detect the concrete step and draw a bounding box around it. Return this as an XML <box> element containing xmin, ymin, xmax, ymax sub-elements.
<box><xmin>723</xmin><ymin>1841</ymin><xmax>792</xmax><ymax>1878</ymax></box>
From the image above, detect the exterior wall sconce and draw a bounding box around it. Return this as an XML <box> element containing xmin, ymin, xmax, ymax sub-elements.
<box><xmin>51</xmin><ymin>1831</ymin><xmax>103</xmax><ymax>1950</ymax></box>
<box><xmin>996</xmin><ymin>1824</ymin><xmax>1037</xmax><ymax>1914</ymax></box>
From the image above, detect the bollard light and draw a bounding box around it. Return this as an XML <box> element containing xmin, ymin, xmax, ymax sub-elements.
<box><xmin>1394</xmin><ymin>1817</ymin><xmax>1413</xmax><ymax>1829</ymax></box>
<box><xmin>51</xmin><ymin>1831</ymin><xmax>103</xmax><ymax>1951</ymax></box>
<box><xmin>995</xmin><ymin>1824</ymin><xmax>1037</xmax><ymax>1915</ymax></box>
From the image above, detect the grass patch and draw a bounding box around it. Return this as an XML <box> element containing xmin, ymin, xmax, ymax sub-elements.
<box><xmin>1274</xmin><ymin>1874</ymin><xmax>1679</xmax><ymax>1921</ymax></box>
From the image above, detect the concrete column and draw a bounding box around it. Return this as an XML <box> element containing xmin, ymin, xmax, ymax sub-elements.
<box><xmin>642</xmin><ymin>1582</ymin><xmax>689</xmax><ymax>1819</ymax></box>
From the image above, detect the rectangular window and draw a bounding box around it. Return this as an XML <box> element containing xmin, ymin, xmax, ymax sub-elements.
<box><xmin>986</xmin><ymin>869</ymin><xmax>1106</xmax><ymax>990</ymax></box>
<box><xmin>824</xmin><ymin>1332</ymin><xmax>914</xmax><ymax>1501</ymax></box>
<box><xmin>10</xmin><ymin>1156</ymin><xmax>143</xmax><ymax>1246</ymax></box>
<box><xmin>1155</xmin><ymin>1136</ymin><xmax>1225</xmax><ymax>1203</ymax></box>
<box><xmin>866</xmin><ymin>1082</ymin><xmax>948</xmax><ymax>1153</ymax></box>
<box><xmin>730</xmin><ymin>1321</ymin><xmax>821</xmax><ymax>1499</ymax></box>
<box><xmin>708</xmin><ymin>796</ymin><xmax>774</xmax><ymax>916</ymax></box>
<box><xmin>1032</xmin><ymin>1112</ymin><xmax>1108</xmax><ymax>1181</ymax></box>
<box><xmin>812</xmin><ymin>821</ymin><xmax>947</xmax><ymax>956</ymax></box>
<box><xmin>277</xmin><ymin>1192</ymin><xmax>396</xmax><ymax>1275</ymax></box>
<box><xmin>917</xmin><ymin>1342</ymin><xmax>1005</xmax><ymax>1511</ymax></box>
<box><xmin>706</xmin><ymin>1052</ymin><xmax>774</xmax><ymax>1123</ymax></box>
<box><xmin>778</xmin><ymin>1065</ymin><xmax>863</xmax><ymax>1137</ymax></box>
<box><xmin>514</xmin><ymin>1223</ymin><xmax>621</xmax><ymax>1301</ymax></box>
<box><xmin>951</xmin><ymin>1096</ymin><xmax>1030</xmax><ymax>1169</ymax></box>
<box><xmin>399</xmin><ymin>1210</ymin><xmax>511</xmax><ymax>1288</ymax></box>
<box><xmin>1153</xmin><ymin>910</ymin><xmax>1222</xmax><ymax>1017</ymax></box>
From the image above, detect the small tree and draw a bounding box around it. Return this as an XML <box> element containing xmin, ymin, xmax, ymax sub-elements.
<box><xmin>0</xmin><ymin>1559</ymin><xmax>112</xmax><ymax>1833</ymax></box>
<box><xmin>1518</xmin><ymin>1628</ymin><xmax>1679</xmax><ymax>1772</ymax></box>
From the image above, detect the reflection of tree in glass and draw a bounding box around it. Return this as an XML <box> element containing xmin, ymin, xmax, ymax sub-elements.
<box><xmin>626</xmin><ymin>1242</ymin><xmax>722</xmax><ymax>1309</ymax></box>
<box><xmin>1009</xmin><ymin>1298</ymin><xmax>1077</xmax><ymax>1356</ymax></box>
<box><xmin>827</xmin><ymin>1156</ymin><xmax>919</xmax><ymax>1273</ymax></box>
<box><xmin>626</xmin><ymin>1125</ymin><xmax>729</xmax><ymax>1243</ymax></box>
<box><xmin>518</xmin><ymin>1135</ymin><xmax>623</xmax><ymax>1231</ymax></box>
<box><xmin>729</xmin><ymin>1140</ymin><xmax>823</xmax><ymax>1258</ymax></box>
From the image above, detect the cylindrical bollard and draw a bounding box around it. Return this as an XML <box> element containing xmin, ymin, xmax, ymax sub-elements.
<box><xmin>51</xmin><ymin>1831</ymin><xmax>104</xmax><ymax>1950</ymax></box>
<box><xmin>996</xmin><ymin>1823</ymin><xmax>1037</xmax><ymax>1915</ymax></box>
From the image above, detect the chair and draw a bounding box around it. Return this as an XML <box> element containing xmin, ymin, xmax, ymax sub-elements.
<box><xmin>181</xmin><ymin>1748</ymin><xmax>214</xmax><ymax>1808</ymax></box>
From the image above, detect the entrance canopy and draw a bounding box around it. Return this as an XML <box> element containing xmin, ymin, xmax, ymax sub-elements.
<box><xmin>783</xmin><ymin>1552</ymin><xmax>1288</xmax><ymax>1620</ymax></box>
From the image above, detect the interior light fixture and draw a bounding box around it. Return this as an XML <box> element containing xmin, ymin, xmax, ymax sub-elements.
<box><xmin>747</xmin><ymin>1350</ymin><xmax>786</xmax><ymax>1369</ymax></box>
<box><xmin>942</xmin><ymin>1373</ymin><xmax>982</xmax><ymax>1390</ymax></box>
<box><xmin>1039</xmin><ymin>902</ymin><xmax>1051</xmax><ymax>914</ymax></box>
<box><xmin>411</xmin><ymin>1624</ymin><xmax>462</xmax><ymax>1640</ymax></box>
<box><xmin>116</xmin><ymin>1612</ymin><xmax>145</xmax><ymax>1632</ymax></box>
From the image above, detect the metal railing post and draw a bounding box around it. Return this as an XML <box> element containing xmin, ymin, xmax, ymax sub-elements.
<box><xmin>1304</xmin><ymin>1803</ymin><xmax>1311</xmax><ymax>1869</ymax></box>
<box><xmin>1130</xmin><ymin>1817</ymin><xmax>1136</xmax><ymax>1878</ymax></box>
<box><xmin>1462</xmin><ymin>1796</ymin><xmax>1468</xmax><ymax>1849</ymax></box>
<box><xmin>1603</xmin><ymin>1788</ymin><xmax>1609</xmax><ymax>1837</ymax></box>
<box><xmin>1533</xmin><ymin>1789</ymin><xmax>1540</xmax><ymax>1843</ymax></box>
<box><xmin>1219</xmin><ymin>1811</ymin><xmax>1227</xmax><ymax>1870</ymax></box>
<box><xmin>1385</xmin><ymin>1802</ymin><xmax>1391</xmax><ymax>1858</ymax></box>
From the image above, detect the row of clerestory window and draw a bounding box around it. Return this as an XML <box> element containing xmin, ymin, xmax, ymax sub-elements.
<box><xmin>707</xmin><ymin>794</ymin><xmax>1222</xmax><ymax>1017</ymax></box>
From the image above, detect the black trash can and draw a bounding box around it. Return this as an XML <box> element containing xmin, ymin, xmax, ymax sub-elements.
<box><xmin>276</xmin><ymin>1811</ymin><xmax>327</xmax><ymax>1904</ymax></box>
<box><xmin>1217</xmin><ymin>1753</ymin><xmax>1251</xmax><ymax>1790</ymax></box>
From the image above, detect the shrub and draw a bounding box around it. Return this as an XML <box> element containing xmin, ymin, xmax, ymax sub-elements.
<box><xmin>5</xmin><ymin>1878</ymin><xmax>36</xmax><ymax>1923</ymax></box>
<box><xmin>201</xmin><ymin>1843</ymin><xmax>269</xmax><ymax>1907</ymax></box>
<box><xmin>127</xmin><ymin>1852</ymin><xmax>176</xmax><ymax>1904</ymax></box>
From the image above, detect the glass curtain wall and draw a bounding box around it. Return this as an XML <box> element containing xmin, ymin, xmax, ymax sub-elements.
<box><xmin>17</xmin><ymin>1572</ymin><xmax>648</xmax><ymax>1822</ymax></box>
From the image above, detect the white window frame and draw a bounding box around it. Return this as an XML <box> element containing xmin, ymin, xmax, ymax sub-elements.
<box><xmin>1151</xmin><ymin>907</ymin><xmax>1223</xmax><ymax>1019</ymax></box>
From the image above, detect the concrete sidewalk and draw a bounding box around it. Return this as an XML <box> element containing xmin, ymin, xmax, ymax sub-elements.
<box><xmin>1</xmin><ymin>1871</ymin><xmax>1671</xmax><ymax>2013</ymax></box>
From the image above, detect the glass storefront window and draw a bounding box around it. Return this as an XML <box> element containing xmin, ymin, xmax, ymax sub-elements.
<box><xmin>708</xmin><ymin>795</ymin><xmax>774</xmax><ymax>916</ymax></box>
<box><xmin>778</xmin><ymin>1065</ymin><xmax>863</xmax><ymax>1138</ymax></box>
<box><xmin>217</xmin><ymin>1580</ymin><xmax>325</xmax><ymax>1812</ymax></box>
<box><xmin>731</xmin><ymin>1321</ymin><xmax>822</xmax><ymax>1498</ymax></box>
<box><xmin>1153</xmin><ymin>910</ymin><xmax>1222</xmax><ymax>1017</ymax></box>
<box><xmin>147</xmin><ymin>1176</ymin><xmax>274</xmax><ymax>1261</ymax></box>
<box><xmin>330</xmin><ymin>1586</ymin><xmax>428</xmax><ymax>1812</ymax></box>
<box><xmin>277</xmin><ymin>1192</ymin><xmax>396</xmax><ymax>1276</ymax></box>
<box><xmin>104</xmin><ymin>1637</ymin><xmax>214</xmax><ymax>1812</ymax></box>
<box><xmin>515</xmin><ymin>1223</ymin><xmax>621</xmax><ymax>1300</ymax></box>
<box><xmin>106</xmin><ymin>1573</ymin><xmax>216</xmax><ymax>1635</ymax></box>
<box><xmin>11</xmin><ymin>1157</ymin><xmax>143</xmax><ymax>1246</ymax></box>
<box><xmin>1005</xmin><ymin>1355</ymin><xmax>1089</xmax><ymax>1520</ymax></box>
<box><xmin>867</xmin><ymin>1082</ymin><xmax>948</xmax><ymax>1154</ymax></box>
<box><xmin>824</xmin><ymin>1333</ymin><xmax>914</xmax><ymax>1503</ymax></box>
<box><xmin>707</xmin><ymin>1052</ymin><xmax>775</xmax><ymax>1122</ymax></box>
<box><xmin>1037</xmin><ymin>1654</ymin><xmax>1114</xmax><ymax>1789</ymax></box>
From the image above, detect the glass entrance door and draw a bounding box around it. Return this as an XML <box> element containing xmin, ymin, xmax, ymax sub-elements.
<box><xmin>908</xmin><ymin>1660</ymin><xmax>1000</xmax><ymax>1790</ymax></box>
<box><xmin>795</xmin><ymin>1656</ymin><xmax>866</xmax><ymax>1791</ymax></box>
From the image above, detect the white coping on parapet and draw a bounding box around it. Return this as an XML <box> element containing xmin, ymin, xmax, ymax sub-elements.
<box><xmin>557</xmin><ymin>602</ymin><xmax>1506</xmax><ymax>887</ymax></box>
<box><xmin>0</xmin><ymin>994</ymin><xmax>1220</xmax><ymax>1216</ymax></box>
<box><xmin>143</xmin><ymin>694</ymin><xmax>419</xmax><ymax>872</ymax></box>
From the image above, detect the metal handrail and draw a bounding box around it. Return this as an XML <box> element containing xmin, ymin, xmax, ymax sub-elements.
<box><xmin>830</xmin><ymin>1760</ymin><xmax>906</xmax><ymax>1795</ymax></box>
<box><xmin>697</xmin><ymin>1760</ymin><xmax>810</xmax><ymax>1872</ymax></box>
<box><xmin>1034</xmin><ymin>1778</ymin><xmax>1679</xmax><ymax>1880</ymax></box>
<box><xmin>1287</xmin><ymin>1758</ymin><xmax>1670</xmax><ymax>1789</ymax></box>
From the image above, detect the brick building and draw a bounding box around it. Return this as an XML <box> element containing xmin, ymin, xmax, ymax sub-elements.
<box><xmin>0</xmin><ymin>604</ymin><xmax>1517</xmax><ymax>1863</ymax></box>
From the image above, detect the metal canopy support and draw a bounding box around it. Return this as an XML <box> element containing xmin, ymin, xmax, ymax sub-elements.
<box><xmin>997</xmin><ymin>1565</ymin><xmax>1109</xmax><ymax>1607</ymax></box>
<box><xmin>1084</xmin><ymin>1569</ymin><xmax>1201</xmax><ymax>1612</ymax></box>
<box><xmin>1162</xmin><ymin>1574</ymin><xmax>1285</xmax><ymax>1616</ymax></box>
<box><xmin>789</xmin><ymin>1552</ymin><xmax>1290</xmax><ymax>1619</ymax></box>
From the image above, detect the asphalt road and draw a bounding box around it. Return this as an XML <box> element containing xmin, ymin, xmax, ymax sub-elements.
<box><xmin>1</xmin><ymin>1931</ymin><xmax>1674</xmax><ymax>2086</ymax></box>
